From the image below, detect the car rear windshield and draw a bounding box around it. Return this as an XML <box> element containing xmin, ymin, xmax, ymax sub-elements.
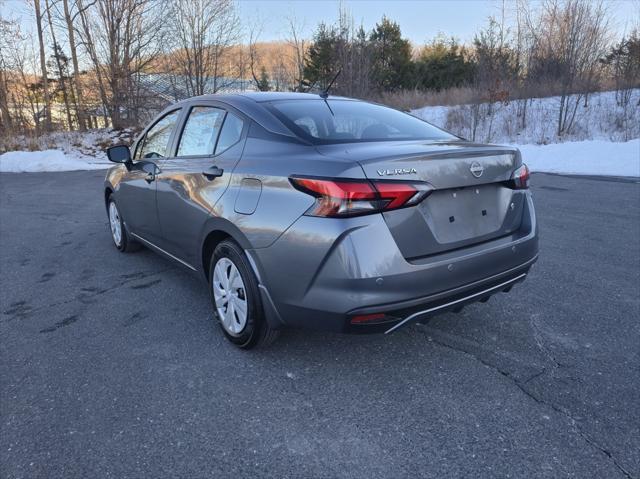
<box><xmin>267</xmin><ymin>99</ymin><xmax>456</xmax><ymax>144</ymax></box>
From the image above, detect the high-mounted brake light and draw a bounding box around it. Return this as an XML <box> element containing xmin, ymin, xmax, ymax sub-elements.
<box><xmin>510</xmin><ymin>164</ymin><xmax>530</xmax><ymax>190</ymax></box>
<box><xmin>290</xmin><ymin>176</ymin><xmax>434</xmax><ymax>218</ymax></box>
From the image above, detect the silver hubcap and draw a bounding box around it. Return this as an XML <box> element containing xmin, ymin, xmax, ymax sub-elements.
<box><xmin>109</xmin><ymin>201</ymin><xmax>122</xmax><ymax>246</ymax></box>
<box><xmin>212</xmin><ymin>258</ymin><xmax>248</xmax><ymax>335</ymax></box>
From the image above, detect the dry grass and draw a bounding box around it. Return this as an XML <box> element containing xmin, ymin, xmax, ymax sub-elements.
<box><xmin>370</xmin><ymin>87</ymin><xmax>481</xmax><ymax>111</ymax></box>
<box><xmin>367</xmin><ymin>80</ymin><xmax>620</xmax><ymax>112</ymax></box>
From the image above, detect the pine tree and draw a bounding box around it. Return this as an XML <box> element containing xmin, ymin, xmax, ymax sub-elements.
<box><xmin>257</xmin><ymin>66</ymin><xmax>270</xmax><ymax>91</ymax></box>
<box><xmin>303</xmin><ymin>23</ymin><xmax>341</xmax><ymax>90</ymax></box>
<box><xmin>369</xmin><ymin>17</ymin><xmax>412</xmax><ymax>92</ymax></box>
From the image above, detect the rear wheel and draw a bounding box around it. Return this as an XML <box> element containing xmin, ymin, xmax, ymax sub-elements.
<box><xmin>209</xmin><ymin>240</ymin><xmax>278</xmax><ymax>349</ymax></box>
<box><xmin>107</xmin><ymin>198</ymin><xmax>139</xmax><ymax>252</ymax></box>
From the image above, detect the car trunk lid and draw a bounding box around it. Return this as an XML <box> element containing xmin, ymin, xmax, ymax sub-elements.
<box><xmin>315</xmin><ymin>140</ymin><xmax>525</xmax><ymax>259</ymax></box>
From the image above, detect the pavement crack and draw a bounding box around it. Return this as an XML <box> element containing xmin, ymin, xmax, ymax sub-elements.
<box><xmin>413</xmin><ymin>326</ymin><xmax>635</xmax><ymax>479</ymax></box>
<box><xmin>522</xmin><ymin>368</ymin><xmax>547</xmax><ymax>384</ymax></box>
<box><xmin>529</xmin><ymin>313</ymin><xmax>566</xmax><ymax>371</ymax></box>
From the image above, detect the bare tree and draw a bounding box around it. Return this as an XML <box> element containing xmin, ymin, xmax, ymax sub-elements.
<box><xmin>33</xmin><ymin>0</ymin><xmax>52</xmax><ymax>130</ymax></box>
<box><xmin>75</xmin><ymin>0</ymin><xmax>110</xmax><ymax>127</ymax></box>
<box><xmin>286</xmin><ymin>16</ymin><xmax>307</xmax><ymax>91</ymax></box>
<box><xmin>514</xmin><ymin>0</ymin><xmax>538</xmax><ymax>130</ymax></box>
<box><xmin>76</xmin><ymin>0</ymin><xmax>165</xmax><ymax>127</ymax></box>
<box><xmin>526</xmin><ymin>0</ymin><xmax>611</xmax><ymax>136</ymax></box>
<box><xmin>247</xmin><ymin>20</ymin><xmax>265</xmax><ymax>90</ymax></box>
<box><xmin>0</xmin><ymin>7</ymin><xmax>17</xmax><ymax>130</ymax></box>
<box><xmin>9</xmin><ymin>32</ymin><xmax>43</xmax><ymax>129</ymax></box>
<box><xmin>44</xmin><ymin>0</ymin><xmax>74</xmax><ymax>129</ymax></box>
<box><xmin>170</xmin><ymin>0</ymin><xmax>241</xmax><ymax>96</ymax></box>
<box><xmin>602</xmin><ymin>28</ymin><xmax>640</xmax><ymax>140</ymax></box>
<box><xmin>603</xmin><ymin>28</ymin><xmax>640</xmax><ymax>108</ymax></box>
<box><xmin>334</xmin><ymin>6</ymin><xmax>371</xmax><ymax>98</ymax></box>
<box><xmin>62</xmin><ymin>0</ymin><xmax>87</xmax><ymax>130</ymax></box>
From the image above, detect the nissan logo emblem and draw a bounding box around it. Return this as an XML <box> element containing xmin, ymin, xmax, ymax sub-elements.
<box><xmin>470</xmin><ymin>162</ymin><xmax>484</xmax><ymax>178</ymax></box>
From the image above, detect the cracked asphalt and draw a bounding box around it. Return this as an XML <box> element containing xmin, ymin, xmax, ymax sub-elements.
<box><xmin>1</xmin><ymin>171</ymin><xmax>639</xmax><ymax>478</ymax></box>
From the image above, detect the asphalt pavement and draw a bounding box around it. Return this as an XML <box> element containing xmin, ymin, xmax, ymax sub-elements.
<box><xmin>1</xmin><ymin>170</ymin><xmax>639</xmax><ymax>478</ymax></box>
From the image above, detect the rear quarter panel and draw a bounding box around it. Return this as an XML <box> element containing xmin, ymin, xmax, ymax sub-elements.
<box><xmin>216</xmin><ymin>124</ymin><xmax>366</xmax><ymax>250</ymax></box>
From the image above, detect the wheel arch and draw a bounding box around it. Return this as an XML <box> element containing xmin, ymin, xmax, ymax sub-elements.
<box><xmin>200</xmin><ymin>217</ymin><xmax>254</xmax><ymax>281</ymax></box>
<box><xmin>104</xmin><ymin>186</ymin><xmax>114</xmax><ymax>213</ymax></box>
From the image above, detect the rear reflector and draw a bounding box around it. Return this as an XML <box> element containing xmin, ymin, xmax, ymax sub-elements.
<box><xmin>290</xmin><ymin>176</ymin><xmax>433</xmax><ymax>218</ymax></box>
<box><xmin>350</xmin><ymin>313</ymin><xmax>388</xmax><ymax>324</ymax></box>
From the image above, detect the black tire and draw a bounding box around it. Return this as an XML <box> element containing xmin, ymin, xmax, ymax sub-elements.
<box><xmin>107</xmin><ymin>197</ymin><xmax>140</xmax><ymax>252</ymax></box>
<box><xmin>209</xmin><ymin>239</ymin><xmax>279</xmax><ymax>349</ymax></box>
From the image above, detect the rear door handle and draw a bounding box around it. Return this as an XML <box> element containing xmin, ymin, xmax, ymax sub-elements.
<box><xmin>202</xmin><ymin>166</ymin><xmax>224</xmax><ymax>180</ymax></box>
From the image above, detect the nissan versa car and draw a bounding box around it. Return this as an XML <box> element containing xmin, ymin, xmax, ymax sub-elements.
<box><xmin>104</xmin><ymin>92</ymin><xmax>538</xmax><ymax>349</ymax></box>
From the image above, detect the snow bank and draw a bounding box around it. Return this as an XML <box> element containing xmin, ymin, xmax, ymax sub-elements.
<box><xmin>0</xmin><ymin>128</ymin><xmax>137</xmax><ymax>173</ymax></box>
<box><xmin>413</xmin><ymin>89</ymin><xmax>640</xmax><ymax>145</ymax></box>
<box><xmin>0</xmin><ymin>150</ymin><xmax>110</xmax><ymax>173</ymax></box>
<box><xmin>411</xmin><ymin>90</ymin><xmax>640</xmax><ymax>177</ymax></box>
<box><xmin>518</xmin><ymin>139</ymin><xmax>640</xmax><ymax>177</ymax></box>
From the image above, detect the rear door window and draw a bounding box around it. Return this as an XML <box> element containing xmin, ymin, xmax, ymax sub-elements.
<box><xmin>137</xmin><ymin>109</ymin><xmax>181</xmax><ymax>159</ymax></box>
<box><xmin>177</xmin><ymin>107</ymin><xmax>226</xmax><ymax>157</ymax></box>
<box><xmin>215</xmin><ymin>113</ymin><xmax>244</xmax><ymax>154</ymax></box>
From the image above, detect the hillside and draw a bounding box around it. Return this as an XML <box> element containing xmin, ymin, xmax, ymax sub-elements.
<box><xmin>411</xmin><ymin>89</ymin><xmax>639</xmax><ymax>145</ymax></box>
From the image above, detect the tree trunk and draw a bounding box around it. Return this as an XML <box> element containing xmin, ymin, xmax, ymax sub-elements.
<box><xmin>0</xmin><ymin>70</ymin><xmax>12</xmax><ymax>129</ymax></box>
<box><xmin>557</xmin><ymin>93</ymin><xmax>566</xmax><ymax>137</ymax></box>
<box><xmin>34</xmin><ymin>0</ymin><xmax>51</xmax><ymax>131</ymax></box>
<box><xmin>62</xmin><ymin>0</ymin><xmax>86</xmax><ymax>130</ymax></box>
<box><xmin>45</xmin><ymin>0</ymin><xmax>74</xmax><ymax>130</ymax></box>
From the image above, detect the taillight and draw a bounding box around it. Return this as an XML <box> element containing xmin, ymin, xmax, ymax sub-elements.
<box><xmin>510</xmin><ymin>164</ymin><xmax>530</xmax><ymax>189</ymax></box>
<box><xmin>289</xmin><ymin>176</ymin><xmax>433</xmax><ymax>218</ymax></box>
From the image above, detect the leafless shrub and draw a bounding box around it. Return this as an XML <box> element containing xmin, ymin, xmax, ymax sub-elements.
<box><xmin>521</xmin><ymin>0</ymin><xmax>612</xmax><ymax>136</ymax></box>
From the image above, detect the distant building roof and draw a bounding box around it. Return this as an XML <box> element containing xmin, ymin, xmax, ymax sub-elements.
<box><xmin>137</xmin><ymin>73</ymin><xmax>258</xmax><ymax>102</ymax></box>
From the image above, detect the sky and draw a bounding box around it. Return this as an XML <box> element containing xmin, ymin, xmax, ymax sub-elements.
<box><xmin>5</xmin><ymin>0</ymin><xmax>640</xmax><ymax>45</ymax></box>
<box><xmin>239</xmin><ymin>0</ymin><xmax>502</xmax><ymax>44</ymax></box>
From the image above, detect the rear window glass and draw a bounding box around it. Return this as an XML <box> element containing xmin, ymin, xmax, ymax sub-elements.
<box><xmin>268</xmin><ymin>100</ymin><xmax>455</xmax><ymax>144</ymax></box>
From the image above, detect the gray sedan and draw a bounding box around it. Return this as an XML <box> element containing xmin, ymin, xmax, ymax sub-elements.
<box><xmin>104</xmin><ymin>92</ymin><xmax>538</xmax><ymax>348</ymax></box>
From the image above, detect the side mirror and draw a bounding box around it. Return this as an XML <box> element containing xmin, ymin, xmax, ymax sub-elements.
<box><xmin>107</xmin><ymin>144</ymin><xmax>131</xmax><ymax>164</ymax></box>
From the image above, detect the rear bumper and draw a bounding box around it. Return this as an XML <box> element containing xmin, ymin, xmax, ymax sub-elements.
<box><xmin>346</xmin><ymin>255</ymin><xmax>535</xmax><ymax>334</ymax></box>
<box><xmin>250</xmin><ymin>191</ymin><xmax>538</xmax><ymax>333</ymax></box>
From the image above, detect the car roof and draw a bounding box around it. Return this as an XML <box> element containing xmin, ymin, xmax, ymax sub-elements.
<box><xmin>187</xmin><ymin>91</ymin><xmax>354</xmax><ymax>105</ymax></box>
<box><xmin>171</xmin><ymin>92</ymin><xmax>357</xmax><ymax>139</ymax></box>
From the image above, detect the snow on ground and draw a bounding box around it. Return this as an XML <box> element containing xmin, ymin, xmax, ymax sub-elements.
<box><xmin>3</xmin><ymin>137</ymin><xmax>636</xmax><ymax>176</ymax></box>
<box><xmin>412</xmin><ymin>89</ymin><xmax>640</xmax><ymax>145</ymax></box>
<box><xmin>413</xmin><ymin>89</ymin><xmax>640</xmax><ymax>177</ymax></box>
<box><xmin>0</xmin><ymin>128</ymin><xmax>135</xmax><ymax>173</ymax></box>
<box><xmin>0</xmin><ymin>149</ymin><xmax>110</xmax><ymax>173</ymax></box>
<box><xmin>518</xmin><ymin>139</ymin><xmax>640</xmax><ymax>177</ymax></box>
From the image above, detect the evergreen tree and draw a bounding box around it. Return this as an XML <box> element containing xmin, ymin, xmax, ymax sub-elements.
<box><xmin>257</xmin><ymin>66</ymin><xmax>270</xmax><ymax>91</ymax></box>
<box><xmin>369</xmin><ymin>17</ymin><xmax>412</xmax><ymax>92</ymax></box>
<box><xmin>414</xmin><ymin>37</ymin><xmax>475</xmax><ymax>91</ymax></box>
<box><xmin>303</xmin><ymin>23</ymin><xmax>341</xmax><ymax>90</ymax></box>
